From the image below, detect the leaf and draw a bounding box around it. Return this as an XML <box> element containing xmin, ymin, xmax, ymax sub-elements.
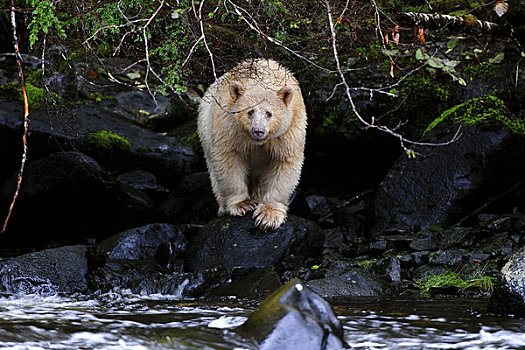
<box><xmin>381</xmin><ymin>48</ymin><xmax>399</xmax><ymax>56</ymax></box>
<box><xmin>415</xmin><ymin>48</ymin><xmax>429</xmax><ymax>60</ymax></box>
<box><xmin>489</xmin><ymin>52</ymin><xmax>505</xmax><ymax>64</ymax></box>
<box><xmin>447</xmin><ymin>37</ymin><xmax>458</xmax><ymax>50</ymax></box>
<box><xmin>427</xmin><ymin>57</ymin><xmax>444</xmax><ymax>69</ymax></box>
<box><xmin>390</xmin><ymin>61</ymin><xmax>395</xmax><ymax>77</ymax></box>
<box><xmin>494</xmin><ymin>1</ymin><xmax>508</xmax><ymax>17</ymax></box>
<box><xmin>126</xmin><ymin>72</ymin><xmax>141</xmax><ymax>80</ymax></box>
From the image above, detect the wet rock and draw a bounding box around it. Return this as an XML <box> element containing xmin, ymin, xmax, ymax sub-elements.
<box><xmin>117</xmin><ymin>170</ymin><xmax>168</xmax><ymax>201</ymax></box>
<box><xmin>413</xmin><ymin>265</ymin><xmax>446</xmax><ymax>281</ymax></box>
<box><xmin>208</xmin><ymin>266</ymin><xmax>283</xmax><ymax>298</ymax></box>
<box><xmin>369</xmin><ymin>123</ymin><xmax>525</xmax><ymax>236</ymax></box>
<box><xmin>88</xmin><ymin>259</ymin><xmax>213</xmax><ymax>297</ymax></box>
<box><xmin>238</xmin><ymin>279</ymin><xmax>349</xmax><ymax>350</ymax></box>
<box><xmin>306</xmin><ymin>268</ymin><xmax>396</xmax><ymax>297</ymax></box>
<box><xmin>93</xmin><ymin>223</ymin><xmax>188</xmax><ymax>260</ymax></box>
<box><xmin>0</xmin><ymin>84</ymin><xmax>198</xmax><ymax>187</ymax></box>
<box><xmin>0</xmin><ymin>245</ymin><xmax>88</xmax><ymax>295</ymax></box>
<box><xmin>108</xmin><ymin>90</ymin><xmax>170</xmax><ymax>126</ymax></box>
<box><xmin>185</xmin><ymin>215</ymin><xmax>324</xmax><ymax>273</ymax></box>
<box><xmin>429</xmin><ymin>248</ymin><xmax>467</xmax><ymax>267</ymax></box>
<box><xmin>488</xmin><ymin>246</ymin><xmax>525</xmax><ymax>316</ymax></box>
<box><xmin>410</xmin><ymin>231</ymin><xmax>438</xmax><ymax>251</ymax></box>
<box><xmin>160</xmin><ymin>172</ymin><xmax>218</xmax><ymax>225</ymax></box>
<box><xmin>0</xmin><ymin>152</ymin><xmax>163</xmax><ymax>244</ymax></box>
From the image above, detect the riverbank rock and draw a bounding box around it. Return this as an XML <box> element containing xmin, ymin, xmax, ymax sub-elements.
<box><xmin>238</xmin><ymin>279</ymin><xmax>349</xmax><ymax>350</ymax></box>
<box><xmin>93</xmin><ymin>223</ymin><xmax>188</xmax><ymax>260</ymax></box>
<box><xmin>369</xmin><ymin>119</ymin><xmax>525</xmax><ymax>236</ymax></box>
<box><xmin>488</xmin><ymin>246</ymin><xmax>525</xmax><ymax>317</ymax></box>
<box><xmin>184</xmin><ymin>215</ymin><xmax>324</xmax><ymax>273</ymax></box>
<box><xmin>306</xmin><ymin>268</ymin><xmax>397</xmax><ymax>298</ymax></box>
<box><xmin>0</xmin><ymin>245</ymin><xmax>88</xmax><ymax>295</ymax></box>
<box><xmin>0</xmin><ymin>152</ymin><xmax>163</xmax><ymax>245</ymax></box>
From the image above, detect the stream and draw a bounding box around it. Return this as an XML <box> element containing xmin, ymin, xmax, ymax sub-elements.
<box><xmin>0</xmin><ymin>291</ymin><xmax>524</xmax><ymax>349</ymax></box>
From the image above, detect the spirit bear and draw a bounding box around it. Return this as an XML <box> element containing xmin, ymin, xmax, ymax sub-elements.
<box><xmin>197</xmin><ymin>59</ymin><xmax>307</xmax><ymax>229</ymax></box>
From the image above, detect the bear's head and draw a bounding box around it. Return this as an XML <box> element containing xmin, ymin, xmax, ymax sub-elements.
<box><xmin>228</xmin><ymin>81</ymin><xmax>294</xmax><ymax>143</ymax></box>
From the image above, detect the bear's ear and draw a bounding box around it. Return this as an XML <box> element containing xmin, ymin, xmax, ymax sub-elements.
<box><xmin>277</xmin><ymin>86</ymin><xmax>293</xmax><ymax>106</ymax></box>
<box><xmin>229</xmin><ymin>81</ymin><xmax>244</xmax><ymax>102</ymax></box>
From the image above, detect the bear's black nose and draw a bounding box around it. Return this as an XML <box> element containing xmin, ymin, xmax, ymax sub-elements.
<box><xmin>251</xmin><ymin>128</ymin><xmax>265</xmax><ymax>140</ymax></box>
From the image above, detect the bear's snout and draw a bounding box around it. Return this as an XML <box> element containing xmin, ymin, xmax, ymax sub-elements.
<box><xmin>251</xmin><ymin>127</ymin><xmax>267</xmax><ymax>140</ymax></box>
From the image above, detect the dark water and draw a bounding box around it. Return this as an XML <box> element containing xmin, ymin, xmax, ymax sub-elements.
<box><xmin>0</xmin><ymin>291</ymin><xmax>523</xmax><ymax>349</ymax></box>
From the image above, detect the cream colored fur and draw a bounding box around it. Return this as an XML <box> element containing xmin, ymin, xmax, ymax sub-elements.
<box><xmin>197</xmin><ymin>59</ymin><xmax>307</xmax><ymax>229</ymax></box>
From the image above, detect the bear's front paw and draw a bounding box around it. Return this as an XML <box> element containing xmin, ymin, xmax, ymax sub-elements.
<box><xmin>225</xmin><ymin>199</ymin><xmax>256</xmax><ymax>216</ymax></box>
<box><xmin>253</xmin><ymin>203</ymin><xmax>287</xmax><ymax>230</ymax></box>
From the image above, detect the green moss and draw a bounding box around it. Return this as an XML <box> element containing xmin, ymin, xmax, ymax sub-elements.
<box><xmin>424</xmin><ymin>95</ymin><xmax>524</xmax><ymax>135</ymax></box>
<box><xmin>25</xmin><ymin>69</ymin><xmax>43</xmax><ymax>85</ymax></box>
<box><xmin>0</xmin><ymin>81</ymin><xmax>61</xmax><ymax>109</ymax></box>
<box><xmin>85</xmin><ymin>130</ymin><xmax>131</xmax><ymax>152</ymax></box>
<box><xmin>415</xmin><ymin>269</ymin><xmax>495</xmax><ymax>295</ymax></box>
<box><xmin>464</xmin><ymin>62</ymin><xmax>501</xmax><ymax>80</ymax></box>
<box><xmin>179</xmin><ymin>131</ymin><xmax>200</xmax><ymax>148</ymax></box>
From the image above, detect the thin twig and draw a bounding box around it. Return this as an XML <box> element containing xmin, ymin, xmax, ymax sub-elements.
<box><xmin>324</xmin><ymin>0</ymin><xmax>461</xmax><ymax>154</ymax></box>
<box><xmin>2</xmin><ymin>0</ymin><xmax>31</xmax><ymax>233</ymax></box>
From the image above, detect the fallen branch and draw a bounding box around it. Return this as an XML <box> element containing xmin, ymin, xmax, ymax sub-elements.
<box><xmin>2</xmin><ymin>0</ymin><xmax>31</xmax><ymax>233</ymax></box>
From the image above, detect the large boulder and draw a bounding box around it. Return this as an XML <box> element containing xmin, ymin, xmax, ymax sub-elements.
<box><xmin>369</xmin><ymin>99</ymin><xmax>525</xmax><ymax>236</ymax></box>
<box><xmin>184</xmin><ymin>215</ymin><xmax>325</xmax><ymax>272</ymax></box>
<box><xmin>0</xmin><ymin>152</ymin><xmax>163</xmax><ymax>244</ymax></box>
<box><xmin>488</xmin><ymin>245</ymin><xmax>525</xmax><ymax>316</ymax></box>
<box><xmin>0</xmin><ymin>245</ymin><xmax>88</xmax><ymax>295</ymax></box>
<box><xmin>238</xmin><ymin>279</ymin><xmax>348</xmax><ymax>350</ymax></box>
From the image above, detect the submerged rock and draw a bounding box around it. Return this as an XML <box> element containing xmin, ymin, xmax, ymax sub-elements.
<box><xmin>184</xmin><ymin>215</ymin><xmax>324</xmax><ymax>272</ymax></box>
<box><xmin>488</xmin><ymin>246</ymin><xmax>525</xmax><ymax>316</ymax></box>
<box><xmin>238</xmin><ymin>279</ymin><xmax>349</xmax><ymax>350</ymax></box>
<box><xmin>0</xmin><ymin>245</ymin><xmax>88</xmax><ymax>295</ymax></box>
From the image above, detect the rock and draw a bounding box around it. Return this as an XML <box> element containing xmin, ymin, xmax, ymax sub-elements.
<box><xmin>238</xmin><ymin>279</ymin><xmax>349</xmax><ymax>350</ymax></box>
<box><xmin>93</xmin><ymin>223</ymin><xmax>188</xmax><ymax>260</ymax></box>
<box><xmin>0</xmin><ymin>245</ymin><xmax>88</xmax><ymax>295</ymax></box>
<box><xmin>369</xmin><ymin>122</ymin><xmax>525</xmax><ymax>236</ymax></box>
<box><xmin>488</xmin><ymin>246</ymin><xmax>525</xmax><ymax>316</ymax></box>
<box><xmin>160</xmin><ymin>172</ymin><xmax>218</xmax><ymax>225</ymax></box>
<box><xmin>184</xmin><ymin>215</ymin><xmax>324</xmax><ymax>273</ymax></box>
<box><xmin>87</xmin><ymin>259</ymin><xmax>213</xmax><ymax>297</ymax></box>
<box><xmin>208</xmin><ymin>266</ymin><xmax>283</xmax><ymax>298</ymax></box>
<box><xmin>0</xmin><ymin>152</ymin><xmax>163</xmax><ymax>244</ymax></box>
<box><xmin>0</xmin><ymin>83</ymin><xmax>198</xmax><ymax>187</ymax></box>
<box><xmin>117</xmin><ymin>170</ymin><xmax>168</xmax><ymax>200</ymax></box>
<box><xmin>306</xmin><ymin>268</ymin><xmax>396</xmax><ymax>297</ymax></box>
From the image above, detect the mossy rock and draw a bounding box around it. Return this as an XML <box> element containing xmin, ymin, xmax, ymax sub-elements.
<box><xmin>0</xmin><ymin>82</ymin><xmax>61</xmax><ymax>109</ymax></box>
<box><xmin>85</xmin><ymin>130</ymin><xmax>131</xmax><ymax>154</ymax></box>
<box><xmin>424</xmin><ymin>95</ymin><xmax>524</xmax><ymax>135</ymax></box>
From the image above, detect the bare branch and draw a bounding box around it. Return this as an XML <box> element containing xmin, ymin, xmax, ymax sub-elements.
<box><xmin>324</xmin><ymin>0</ymin><xmax>462</xmax><ymax>154</ymax></box>
<box><xmin>2</xmin><ymin>0</ymin><xmax>31</xmax><ymax>233</ymax></box>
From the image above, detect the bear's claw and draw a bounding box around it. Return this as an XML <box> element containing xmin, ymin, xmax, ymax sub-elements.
<box><xmin>229</xmin><ymin>199</ymin><xmax>256</xmax><ymax>216</ymax></box>
<box><xmin>253</xmin><ymin>203</ymin><xmax>286</xmax><ymax>230</ymax></box>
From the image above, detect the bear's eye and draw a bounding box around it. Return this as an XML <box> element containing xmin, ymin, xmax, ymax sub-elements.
<box><xmin>247</xmin><ymin>110</ymin><xmax>254</xmax><ymax>118</ymax></box>
<box><xmin>266</xmin><ymin>111</ymin><xmax>272</xmax><ymax>119</ymax></box>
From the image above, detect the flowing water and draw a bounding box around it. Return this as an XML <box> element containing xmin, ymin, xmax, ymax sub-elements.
<box><xmin>0</xmin><ymin>291</ymin><xmax>523</xmax><ymax>350</ymax></box>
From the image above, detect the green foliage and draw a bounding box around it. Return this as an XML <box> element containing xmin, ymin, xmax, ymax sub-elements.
<box><xmin>415</xmin><ymin>269</ymin><xmax>495</xmax><ymax>295</ymax></box>
<box><xmin>0</xmin><ymin>81</ymin><xmax>60</xmax><ymax>109</ymax></box>
<box><xmin>464</xmin><ymin>62</ymin><xmax>502</xmax><ymax>80</ymax></box>
<box><xmin>27</xmin><ymin>0</ymin><xmax>66</xmax><ymax>48</ymax></box>
<box><xmin>85</xmin><ymin>130</ymin><xmax>131</xmax><ymax>152</ymax></box>
<box><xmin>179</xmin><ymin>132</ymin><xmax>200</xmax><ymax>148</ymax></box>
<box><xmin>424</xmin><ymin>95</ymin><xmax>524</xmax><ymax>135</ymax></box>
